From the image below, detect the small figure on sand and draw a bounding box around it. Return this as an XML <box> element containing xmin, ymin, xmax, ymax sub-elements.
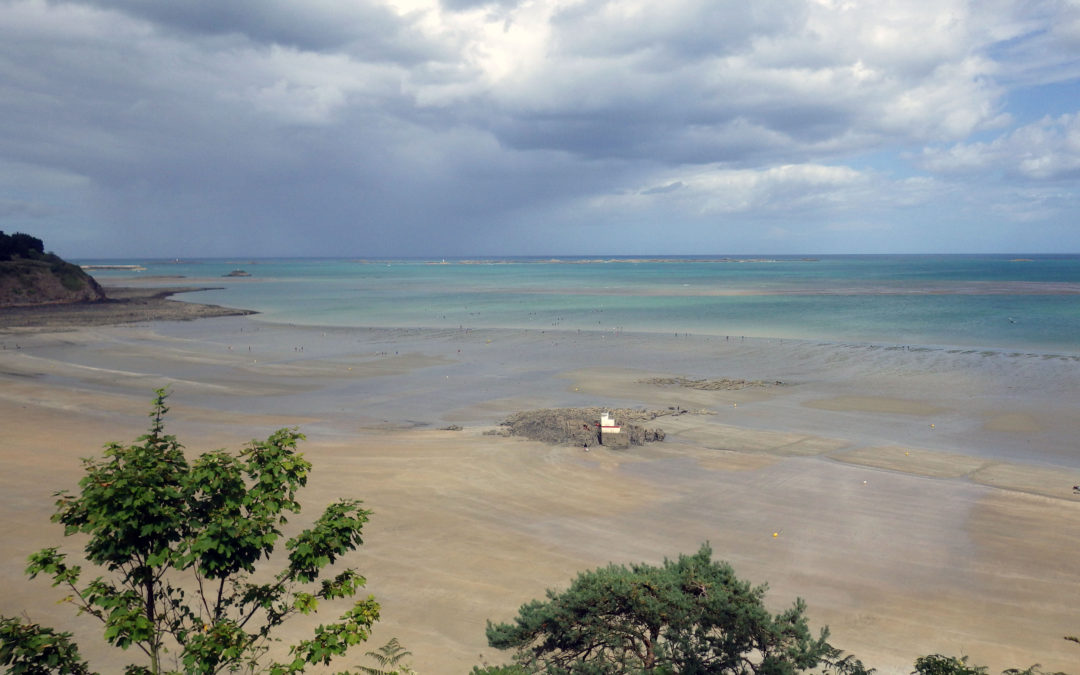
<box><xmin>1073</xmin><ymin>485</ymin><xmax>1080</xmax><ymax>495</ymax></box>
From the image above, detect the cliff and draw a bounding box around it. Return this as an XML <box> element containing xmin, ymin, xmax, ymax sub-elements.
<box><xmin>0</xmin><ymin>256</ymin><xmax>107</xmax><ymax>307</ymax></box>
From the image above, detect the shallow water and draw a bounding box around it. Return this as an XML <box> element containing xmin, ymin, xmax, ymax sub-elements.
<box><xmin>82</xmin><ymin>254</ymin><xmax>1080</xmax><ymax>353</ymax></box>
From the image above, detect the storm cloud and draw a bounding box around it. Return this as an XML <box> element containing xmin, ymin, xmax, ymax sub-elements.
<box><xmin>2</xmin><ymin>0</ymin><xmax>1079</xmax><ymax>256</ymax></box>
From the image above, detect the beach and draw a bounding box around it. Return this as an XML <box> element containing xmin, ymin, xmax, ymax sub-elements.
<box><xmin>2</xmin><ymin>303</ymin><xmax>1079</xmax><ymax>673</ymax></box>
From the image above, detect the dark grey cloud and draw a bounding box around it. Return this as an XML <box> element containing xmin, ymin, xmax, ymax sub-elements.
<box><xmin>440</xmin><ymin>0</ymin><xmax>522</xmax><ymax>11</ymax></box>
<box><xmin>64</xmin><ymin>0</ymin><xmax>440</xmax><ymax>63</ymax></box>
<box><xmin>0</xmin><ymin>199</ymin><xmax>52</xmax><ymax>219</ymax></box>
<box><xmin>485</xmin><ymin>98</ymin><xmax>859</xmax><ymax>167</ymax></box>
<box><xmin>550</xmin><ymin>0</ymin><xmax>805</xmax><ymax>60</ymax></box>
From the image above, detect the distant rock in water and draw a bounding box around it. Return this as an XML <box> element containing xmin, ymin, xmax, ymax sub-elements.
<box><xmin>0</xmin><ymin>254</ymin><xmax>106</xmax><ymax>307</ymax></box>
<box><xmin>224</xmin><ymin>269</ymin><xmax>252</xmax><ymax>277</ymax></box>
<box><xmin>640</xmin><ymin>376</ymin><xmax>783</xmax><ymax>390</ymax></box>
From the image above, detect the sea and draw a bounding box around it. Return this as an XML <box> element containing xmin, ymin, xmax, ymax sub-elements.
<box><xmin>79</xmin><ymin>254</ymin><xmax>1080</xmax><ymax>355</ymax></box>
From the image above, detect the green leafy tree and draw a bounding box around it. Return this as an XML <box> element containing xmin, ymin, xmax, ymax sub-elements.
<box><xmin>910</xmin><ymin>655</ymin><xmax>1069</xmax><ymax>675</ymax></box>
<box><xmin>1</xmin><ymin>389</ymin><xmax>379</xmax><ymax>674</ymax></box>
<box><xmin>483</xmin><ymin>543</ymin><xmax>867</xmax><ymax>675</ymax></box>
<box><xmin>0</xmin><ymin>616</ymin><xmax>93</xmax><ymax>674</ymax></box>
<box><xmin>913</xmin><ymin>655</ymin><xmax>988</xmax><ymax>675</ymax></box>
<box><xmin>470</xmin><ymin>666</ymin><xmax>528</xmax><ymax>675</ymax></box>
<box><xmin>1002</xmin><ymin>666</ymin><xmax>1069</xmax><ymax>675</ymax></box>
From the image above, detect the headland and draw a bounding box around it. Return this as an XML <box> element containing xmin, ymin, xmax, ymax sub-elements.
<box><xmin>0</xmin><ymin>283</ymin><xmax>253</xmax><ymax>329</ymax></box>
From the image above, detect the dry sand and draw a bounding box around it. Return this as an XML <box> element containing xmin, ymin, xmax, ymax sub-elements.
<box><xmin>1</xmin><ymin>312</ymin><xmax>1079</xmax><ymax>673</ymax></box>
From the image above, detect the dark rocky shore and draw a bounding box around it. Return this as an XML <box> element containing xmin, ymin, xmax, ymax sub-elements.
<box><xmin>0</xmin><ymin>285</ymin><xmax>254</xmax><ymax>330</ymax></box>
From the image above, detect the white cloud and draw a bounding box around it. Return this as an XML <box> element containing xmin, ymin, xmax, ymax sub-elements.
<box><xmin>920</xmin><ymin>113</ymin><xmax>1080</xmax><ymax>180</ymax></box>
<box><xmin>392</xmin><ymin>0</ymin><xmax>1027</xmax><ymax>168</ymax></box>
<box><xmin>596</xmin><ymin>163</ymin><xmax>868</xmax><ymax>216</ymax></box>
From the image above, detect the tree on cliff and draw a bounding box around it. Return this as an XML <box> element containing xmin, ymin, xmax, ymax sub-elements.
<box><xmin>0</xmin><ymin>230</ymin><xmax>45</xmax><ymax>261</ymax></box>
<box><xmin>0</xmin><ymin>389</ymin><xmax>379</xmax><ymax>674</ymax></box>
<box><xmin>482</xmin><ymin>544</ymin><xmax>871</xmax><ymax>675</ymax></box>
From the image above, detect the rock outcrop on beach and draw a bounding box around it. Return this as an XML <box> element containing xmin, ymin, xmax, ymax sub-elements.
<box><xmin>492</xmin><ymin>407</ymin><xmax>675</xmax><ymax>448</ymax></box>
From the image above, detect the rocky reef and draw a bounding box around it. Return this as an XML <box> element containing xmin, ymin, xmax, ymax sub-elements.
<box><xmin>490</xmin><ymin>407</ymin><xmax>679</xmax><ymax>449</ymax></box>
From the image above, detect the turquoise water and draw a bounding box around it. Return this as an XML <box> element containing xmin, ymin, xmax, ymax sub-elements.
<box><xmin>80</xmin><ymin>255</ymin><xmax>1080</xmax><ymax>353</ymax></box>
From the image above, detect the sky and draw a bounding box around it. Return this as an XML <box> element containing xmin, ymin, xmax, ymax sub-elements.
<box><xmin>2</xmin><ymin>0</ymin><xmax>1080</xmax><ymax>257</ymax></box>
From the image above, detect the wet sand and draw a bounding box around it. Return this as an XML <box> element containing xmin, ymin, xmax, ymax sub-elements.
<box><xmin>1</xmin><ymin>314</ymin><xmax>1079</xmax><ymax>673</ymax></box>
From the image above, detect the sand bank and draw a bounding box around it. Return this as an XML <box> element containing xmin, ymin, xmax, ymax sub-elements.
<box><xmin>1</xmin><ymin>316</ymin><xmax>1078</xmax><ymax>673</ymax></box>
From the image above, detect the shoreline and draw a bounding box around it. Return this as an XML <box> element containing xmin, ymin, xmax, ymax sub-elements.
<box><xmin>0</xmin><ymin>285</ymin><xmax>255</xmax><ymax>330</ymax></box>
<box><xmin>1</xmin><ymin>311</ymin><xmax>1079</xmax><ymax>672</ymax></box>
